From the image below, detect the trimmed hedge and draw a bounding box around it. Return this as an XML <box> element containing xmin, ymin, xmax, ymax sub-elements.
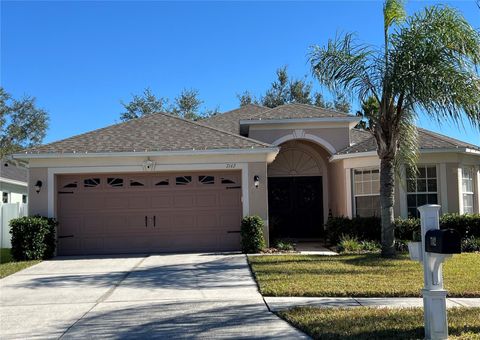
<box><xmin>240</xmin><ymin>216</ymin><xmax>266</xmax><ymax>253</ymax></box>
<box><xmin>325</xmin><ymin>213</ymin><xmax>480</xmax><ymax>246</ymax></box>
<box><xmin>10</xmin><ymin>216</ymin><xmax>57</xmax><ymax>261</ymax></box>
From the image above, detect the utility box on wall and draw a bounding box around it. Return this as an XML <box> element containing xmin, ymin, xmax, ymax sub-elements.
<box><xmin>425</xmin><ymin>229</ymin><xmax>461</xmax><ymax>254</ymax></box>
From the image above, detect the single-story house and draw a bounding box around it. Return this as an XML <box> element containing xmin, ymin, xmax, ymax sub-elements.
<box><xmin>11</xmin><ymin>103</ymin><xmax>480</xmax><ymax>255</ymax></box>
<box><xmin>0</xmin><ymin>161</ymin><xmax>28</xmax><ymax>205</ymax></box>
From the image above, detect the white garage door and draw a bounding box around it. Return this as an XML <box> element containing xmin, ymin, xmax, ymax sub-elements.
<box><xmin>56</xmin><ymin>171</ymin><xmax>242</xmax><ymax>255</ymax></box>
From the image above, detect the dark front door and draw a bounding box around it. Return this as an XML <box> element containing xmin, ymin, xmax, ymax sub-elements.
<box><xmin>268</xmin><ymin>176</ymin><xmax>323</xmax><ymax>239</ymax></box>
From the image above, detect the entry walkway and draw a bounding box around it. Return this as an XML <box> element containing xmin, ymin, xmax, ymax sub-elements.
<box><xmin>264</xmin><ymin>296</ymin><xmax>480</xmax><ymax>312</ymax></box>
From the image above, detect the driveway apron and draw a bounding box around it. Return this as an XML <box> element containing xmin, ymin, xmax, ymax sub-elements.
<box><xmin>0</xmin><ymin>253</ymin><xmax>307</xmax><ymax>339</ymax></box>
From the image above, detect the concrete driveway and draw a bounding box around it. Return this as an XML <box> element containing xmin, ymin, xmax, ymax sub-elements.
<box><xmin>0</xmin><ymin>253</ymin><xmax>307</xmax><ymax>339</ymax></box>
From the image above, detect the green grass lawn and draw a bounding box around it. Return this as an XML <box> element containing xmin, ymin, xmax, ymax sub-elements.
<box><xmin>0</xmin><ymin>248</ymin><xmax>40</xmax><ymax>279</ymax></box>
<box><xmin>249</xmin><ymin>253</ymin><xmax>480</xmax><ymax>297</ymax></box>
<box><xmin>279</xmin><ymin>307</ymin><xmax>480</xmax><ymax>340</ymax></box>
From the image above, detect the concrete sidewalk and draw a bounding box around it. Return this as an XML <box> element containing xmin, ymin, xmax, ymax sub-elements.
<box><xmin>265</xmin><ymin>296</ymin><xmax>480</xmax><ymax>312</ymax></box>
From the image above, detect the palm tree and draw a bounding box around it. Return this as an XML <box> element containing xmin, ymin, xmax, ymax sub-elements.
<box><xmin>309</xmin><ymin>0</ymin><xmax>480</xmax><ymax>257</ymax></box>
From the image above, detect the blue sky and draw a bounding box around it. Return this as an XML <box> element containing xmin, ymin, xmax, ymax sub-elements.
<box><xmin>1</xmin><ymin>1</ymin><xmax>479</xmax><ymax>145</ymax></box>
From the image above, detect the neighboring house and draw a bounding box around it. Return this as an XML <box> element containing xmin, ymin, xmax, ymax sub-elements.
<box><xmin>0</xmin><ymin>161</ymin><xmax>28</xmax><ymax>248</ymax></box>
<box><xmin>11</xmin><ymin>103</ymin><xmax>480</xmax><ymax>255</ymax></box>
<box><xmin>0</xmin><ymin>161</ymin><xmax>28</xmax><ymax>205</ymax></box>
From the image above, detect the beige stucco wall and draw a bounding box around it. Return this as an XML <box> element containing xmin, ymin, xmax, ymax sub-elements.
<box><xmin>249</xmin><ymin>126</ymin><xmax>351</xmax><ymax>153</ymax></box>
<box><xmin>28</xmin><ymin>167</ymin><xmax>48</xmax><ymax>216</ymax></box>
<box><xmin>330</xmin><ymin>151</ymin><xmax>480</xmax><ymax>218</ymax></box>
<box><xmin>247</xmin><ymin>162</ymin><xmax>270</xmax><ymax>245</ymax></box>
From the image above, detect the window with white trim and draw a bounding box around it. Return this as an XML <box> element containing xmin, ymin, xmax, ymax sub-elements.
<box><xmin>406</xmin><ymin>165</ymin><xmax>438</xmax><ymax>218</ymax></box>
<box><xmin>462</xmin><ymin>166</ymin><xmax>475</xmax><ymax>214</ymax></box>
<box><xmin>2</xmin><ymin>192</ymin><xmax>8</xmax><ymax>204</ymax></box>
<box><xmin>353</xmin><ymin>168</ymin><xmax>380</xmax><ymax>217</ymax></box>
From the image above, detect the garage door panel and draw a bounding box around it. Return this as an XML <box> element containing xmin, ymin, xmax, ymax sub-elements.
<box><xmin>57</xmin><ymin>171</ymin><xmax>242</xmax><ymax>255</ymax></box>
<box><xmin>197</xmin><ymin>214</ymin><xmax>218</xmax><ymax>227</ymax></box>
<box><xmin>196</xmin><ymin>193</ymin><xmax>218</xmax><ymax>207</ymax></box>
<box><xmin>82</xmin><ymin>196</ymin><xmax>105</xmax><ymax>210</ymax></box>
<box><xmin>128</xmin><ymin>196</ymin><xmax>149</xmax><ymax>209</ymax></box>
<box><xmin>104</xmin><ymin>196</ymin><xmax>129</xmax><ymax>209</ymax></box>
<box><xmin>174</xmin><ymin>194</ymin><xmax>195</xmax><ymax>207</ymax></box>
<box><xmin>151</xmin><ymin>195</ymin><xmax>173</xmax><ymax>208</ymax></box>
<box><xmin>219</xmin><ymin>192</ymin><xmax>241</xmax><ymax>207</ymax></box>
<box><xmin>82</xmin><ymin>215</ymin><xmax>106</xmax><ymax>235</ymax></box>
<box><xmin>81</xmin><ymin>237</ymin><xmax>104</xmax><ymax>253</ymax></box>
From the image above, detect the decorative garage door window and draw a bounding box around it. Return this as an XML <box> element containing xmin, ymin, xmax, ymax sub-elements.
<box><xmin>154</xmin><ymin>178</ymin><xmax>169</xmax><ymax>186</ymax></box>
<box><xmin>199</xmin><ymin>175</ymin><xmax>215</xmax><ymax>185</ymax></box>
<box><xmin>221</xmin><ymin>176</ymin><xmax>237</xmax><ymax>185</ymax></box>
<box><xmin>58</xmin><ymin>173</ymin><xmax>240</xmax><ymax>192</ymax></box>
<box><xmin>107</xmin><ymin>177</ymin><xmax>123</xmax><ymax>188</ymax></box>
<box><xmin>129</xmin><ymin>179</ymin><xmax>145</xmax><ymax>187</ymax></box>
<box><xmin>62</xmin><ymin>180</ymin><xmax>78</xmax><ymax>189</ymax></box>
<box><xmin>84</xmin><ymin>178</ymin><xmax>101</xmax><ymax>188</ymax></box>
<box><xmin>176</xmin><ymin>176</ymin><xmax>192</xmax><ymax>186</ymax></box>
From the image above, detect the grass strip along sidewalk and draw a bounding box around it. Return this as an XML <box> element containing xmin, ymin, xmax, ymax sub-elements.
<box><xmin>249</xmin><ymin>253</ymin><xmax>480</xmax><ymax>297</ymax></box>
<box><xmin>279</xmin><ymin>307</ymin><xmax>480</xmax><ymax>340</ymax></box>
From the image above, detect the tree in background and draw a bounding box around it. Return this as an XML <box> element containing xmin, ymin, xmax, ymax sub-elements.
<box><xmin>0</xmin><ymin>87</ymin><xmax>49</xmax><ymax>158</ymax></box>
<box><xmin>238</xmin><ymin>66</ymin><xmax>351</xmax><ymax>112</ymax></box>
<box><xmin>120</xmin><ymin>88</ymin><xmax>215</xmax><ymax>121</ymax></box>
<box><xmin>309</xmin><ymin>0</ymin><xmax>480</xmax><ymax>257</ymax></box>
<box><xmin>120</xmin><ymin>88</ymin><xmax>167</xmax><ymax>121</ymax></box>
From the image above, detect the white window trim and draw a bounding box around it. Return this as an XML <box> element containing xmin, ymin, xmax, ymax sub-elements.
<box><xmin>352</xmin><ymin>167</ymin><xmax>380</xmax><ymax>217</ymax></box>
<box><xmin>406</xmin><ymin>164</ymin><xmax>439</xmax><ymax>217</ymax></box>
<box><xmin>460</xmin><ymin>166</ymin><xmax>475</xmax><ymax>214</ymax></box>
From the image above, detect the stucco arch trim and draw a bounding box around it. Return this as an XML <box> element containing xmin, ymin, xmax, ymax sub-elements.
<box><xmin>271</xmin><ymin>129</ymin><xmax>337</xmax><ymax>155</ymax></box>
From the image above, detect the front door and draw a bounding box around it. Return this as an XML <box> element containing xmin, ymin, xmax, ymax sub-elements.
<box><xmin>268</xmin><ymin>176</ymin><xmax>323</xmax><ymax>239</ymax></box>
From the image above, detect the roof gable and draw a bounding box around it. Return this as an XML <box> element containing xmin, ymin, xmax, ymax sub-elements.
<box><xmin>22</xmin><ymin>112</ymin><xmax>273</xmax><ymax>155</ymax></box>
<box><xmin>202</xmin><ymin>104</ymin><xmax>267</xmax><ymax>134</ymax></box>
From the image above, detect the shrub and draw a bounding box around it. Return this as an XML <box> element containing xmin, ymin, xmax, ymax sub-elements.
<box><xmin>337</xmin><ymin>235</ymin><xmax>380</xmax><ymax>253</ymax></box>
<box><xmin>337</xmin><ymin>235</ymin><xmax>362</xmax><ymax>252</ymax></box>
<box><xmin>461</xmin><ymin>236</ymin><xmax>480</xmax><ymax>252</ymax></box>
<box><xmin>10</xmin><ymin>216</ymin><xmax>57</xmax><ymax>261</ymax></box>
<box><xmin>395</xmin><ymin>239</ymin><xmax>409</xmax><ymax>252</ymax></box>
<box><xmin>325</xmin><ymin>216</ymin><xmax>381</xmax><ymax>244</ymax></box>
<box><xmin>440</xmin><ymin>213</ymin><xmax>480</xmax><ymax>238</ymax></box>
<box><xmin>240</xmin><ymin>216</ymin><xmax>266</xmax><ymax>253</ymax></box>
<box><xmin>360</xmin><ymin>240</ymin><xmax>381</xmax><ymax>252</ymax></box>
<box><xmin>394</xmin><ymin>218</ymin><xmax>420</xmax><ymax>240</ymax></box>
<box><xmin>274</xmin><ymin>240</ymin><xmax>295</xmax><ymax>251</ymax></box>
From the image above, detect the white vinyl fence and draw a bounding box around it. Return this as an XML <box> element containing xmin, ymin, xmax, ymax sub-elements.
<box><xmin>0</xmin><ymin>203</ymin><xmax>28</xmax><ymax>248</ymax></box>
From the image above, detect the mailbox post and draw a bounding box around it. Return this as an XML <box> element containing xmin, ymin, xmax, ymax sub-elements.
<box><xmin>417</xmin><ymin>204</ymin><xmax>461</xmax><ymax>340</ymax></box>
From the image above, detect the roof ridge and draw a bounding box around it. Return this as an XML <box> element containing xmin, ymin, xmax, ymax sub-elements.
<box><xmin>288</xmin><ymin>102</ymin><xmax>352</xmax><ymax>116</ymax></box>
<box><xmin>156</xmin><ymin>112</ymin><xmax>274</xmax><ymax>148</ymax></box>
<box><xmin>248</xmin><ymin>102</ymin><xmax>354</xmax><ymax>120</ymax></box>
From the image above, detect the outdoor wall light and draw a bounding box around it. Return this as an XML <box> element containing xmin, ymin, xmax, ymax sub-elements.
<box><xmin>34</xmin><ymin>180</ymin><xmax>43</xmax><ymax>194</ymax></box>
<box><xmin>253</xmin><ymin>175</ymin><xmax>260</xmax><ymax>188</ymax></box>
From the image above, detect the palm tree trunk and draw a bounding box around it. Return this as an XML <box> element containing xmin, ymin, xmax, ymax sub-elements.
<box><xmin>380</xmin><ymin>156</ymin><xmax>396</xmax><ymax>257</ymax></box>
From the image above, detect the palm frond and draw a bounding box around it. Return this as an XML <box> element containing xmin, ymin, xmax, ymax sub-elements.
<box><xmin>390</xmin><ymin>5</ymin><xmax>480</xmax><ymax>129</ymax></box>
<box><xmin>384</xmin><ymin>0</ymin><xmax>406</xmax><ymax>31</ymax></box>
<box><xmin>309</xmin><ymin>33</ymin><xmax>380</xmax><ymax>104</ymax></box>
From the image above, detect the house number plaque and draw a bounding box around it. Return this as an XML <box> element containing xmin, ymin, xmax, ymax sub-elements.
<box><xmin>226</xmin><ymin>163</ymin><xmax>236</xmax><ymax>169</ymax></box>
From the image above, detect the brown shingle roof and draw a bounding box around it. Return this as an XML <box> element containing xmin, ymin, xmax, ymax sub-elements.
<box><xmin>338</xmin><ymin>128</ymin><xmax>480</xmax><ymax>155</ymax></box>
<box><xmin>22</xmin><ymin>112</ymin><xmax>273</xmax><ymax>155</ymax></box>
<box><xmin>201</xmin><ymin>104</ymin><xmax>267</xmax><ymax>134</ymax></box>
<box><xmin>245</xmin><ymin>103</ymin><xmax>353</xmax><ymax>121</ymax></box>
